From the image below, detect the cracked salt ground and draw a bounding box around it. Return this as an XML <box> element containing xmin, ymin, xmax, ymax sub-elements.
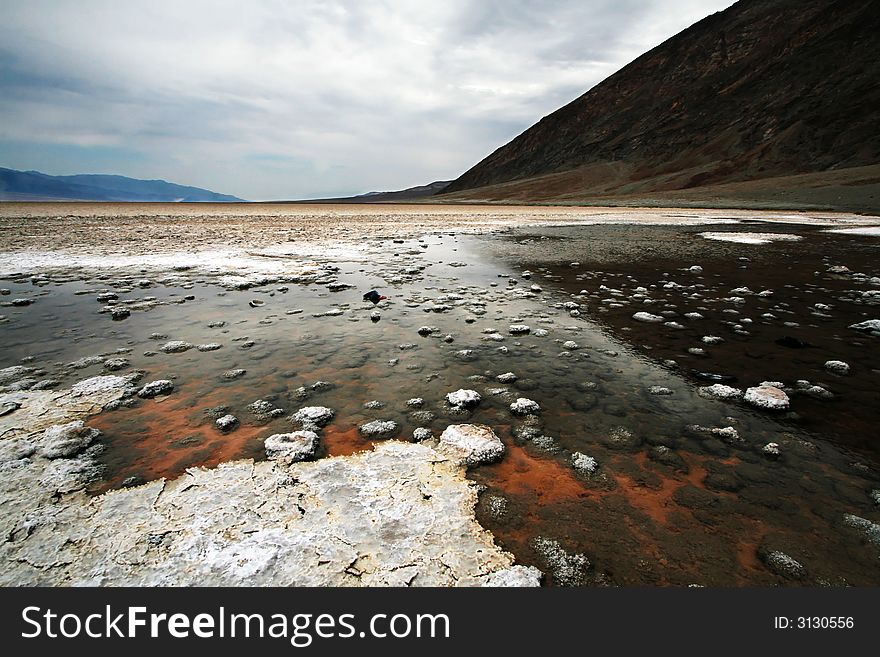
<box><xmin>2</xmin><ymin>211</ymin><xmax>880</xmax><ymax>586</ymax></box>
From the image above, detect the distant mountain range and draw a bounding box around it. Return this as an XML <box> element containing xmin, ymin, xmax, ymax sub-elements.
<box><xmin>0</xmin><ymin>167</ymin><xmax>244</xmax><ymax>202</ymax></box>
<box><xmin>288</xmin><ymin>180</ymin><xmax>451</xmax><ymax>204</ymax></box>
<box><xmin>439</xmin><ymin>0</ymin><xmax>880</xmax><ymax>212</ymax></box>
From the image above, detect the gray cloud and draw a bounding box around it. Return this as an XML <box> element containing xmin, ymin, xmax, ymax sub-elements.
<box><xmin>0</xmin><ymin>0</ymin><xmax>736</xmax><ymax>199</ymax></box>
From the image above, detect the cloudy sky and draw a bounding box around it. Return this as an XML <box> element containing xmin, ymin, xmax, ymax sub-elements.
<box><xmin>0</xmin><ymin>0</ymin><xmax>735</xmax><ymax>200</ymax></box>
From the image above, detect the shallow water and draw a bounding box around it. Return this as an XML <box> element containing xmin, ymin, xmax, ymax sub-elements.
<box><xmin>2</xmin><ymin>221</ymin><xmax>880</xmax><ymax>586</ymax></box>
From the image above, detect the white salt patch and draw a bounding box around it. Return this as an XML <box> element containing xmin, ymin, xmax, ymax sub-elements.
<box><xmin>0</xmin><ymin>249</ymin><xmax>327</xmax><ymax>277</ymax></box>
<box><xmin>698</xmin><ymin>232</ymin><xmax>804</xmax><ymax>245</ymax></box>
<box><xmin>824</xmin><ymin>226</ymin><xmax>880</xmax><ymax>237</ymax></box>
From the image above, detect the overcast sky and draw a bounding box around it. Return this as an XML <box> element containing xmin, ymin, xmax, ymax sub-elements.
<box><xmin>0</xmin><ymin>0</ymin><xmax>736</xmax><ymax>200</ymax></box>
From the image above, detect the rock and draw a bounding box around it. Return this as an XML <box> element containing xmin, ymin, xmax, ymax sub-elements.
<box><xmin>358</xmin><ymin>420</ymin><xmax>399</xmax><ymax>438</ymax></box>
<box><xmin>744</xmin><ymin>385</ymin><xmax>790</xmax><ymax>411</ymax></box>
<box><xmin>762</xmin><ymin>442</ymin><xmax>781</xmax><ymax>459</ymax></box>
<box><xmin>445</xmin><ymin>389</ymin><xmax>481</xmax><ymax>409</ymax></box>
<box><xmin>688</xmin><ymin>347</ymin><xmax>706</xmax><ymax>355</ymax></box>
<box><xmin>96</xmin><ymin>292</ymin><xmax>118</xmax><ymax>302</ymax></box>
<box><xmin>264</xmin><ymin>431</ymin><xmax>319</xmax><ymax>462</ymax></box>
<box><xmin>508</xmin><ymin>325</ymin><xmax>530</xmax><ymax>335</ymax></box>
<box><xmin>531</xmin><ymin>536</ymin><xmax>591</xmax><ymax>587</ymax></box>
<box><xmin>562</xmin><ymin>340</ymin><xmax>579</xmax><ymax>350</ymax></box>
<box><xmin>702</xmin><ymin>336</ymin><xmax>724</xmax><ymax>345</ymax></box>
<box><xmin>602</xmin><ymin>426</ymin><xmax>640</xmax><ymax>450</ymax></box>
<box><xmin>1</xmin><ymin>401</ymin><xmax>22</xmax><ymax>417</ymax></box>
<box><xmin>454</xmin><ymin>349</ymin><xmax>478</xmax><ymax>363</ymax></box>
<box><xmin>370</xmin><ymin>311</ymin><xmax>381</xmax><ymax>322</ymax></box>
<box><xmin>110</xmin><ymin>308</ymin><xmax>131</xmax><ymax>320</ymax></box>
<box><xmin>197</xmin><ymin>343</ymin><xmax>223</xmax><ymax>352</ymax></box>
<box><xmin>510</xmin><ymin>398</ymin><xmax>540</xmax><ymax>416</ymax></box>
<box><xmin>249</xmin><ymin>299</ymin><xmax>265</xmax><ymax>308</ymax></box>
<box><xmin>758</xmin><ymin>549</ymin><xmax>806</xmax><ymax>580</ymax></box>
<box><xmin>11</xmin><ymin>298</ymin><xmax>32</xmax><ymax>306</ymax></box>
<box><xmin>417</xmin><ymin>326</ymin><xmax>438</xmax><ymax>336</ymax></box>
<box><xmin>215</xmin><ymin>414</ymin><xmax>239</xmax><ymax>432</ymax></box>
<box><xmin>687</xmin><ymin>265</ymin><xmax>703</xmax><ymax>274</ymax></box>
<box><xmin>633</xmin><ymin>312</ymin><xmax>664</xmax><ymax>323</ymax></box>
<box><xmin>533</xmin><ymin>329</ymin><xmax>549</xmax><ymax>337</ymax></box>
<box><xmin>69</xmin><ymin>356</ymin><xmax>105</xmax><ymax>369</ymax></box>
<box><xmin>291</xmin><ymin>406</ymin><xmax>335</xmax><ymax>429</ymax></box>
<box><xmin>649</xmin><ymin>386</ymin><xmax>674</xmax><ymax>396</ymax></box>
<box><xmin>409</xmin><ymin>410</ymin><xmax>436</xmax><ymax>426</ymax></box>
<box><xmin>248</xmin><ymin>399</ymin><xmax>284</xmax><ymax>420</ymax></box>
<box><xmin>71</xmin><ymin>375</ymin><xmax>132</xmax><ymax>397</ymax></box>
<box><xmin>413</xmin><ymin>428</ymin><xmax>433</xmax><ymax>442</ymax></box>
<box><xmin>824</xmin><ymin>360</ymin><xmax>850</xmax><ymax>375</ymax></box>
<box><xmin>697</xmin><ymin>384</ymin><xmax>743</xmax><ymax>401</ymax></box>
<box><xmin>103</xmin><ymin>358</ymin><xmax>129</xmax><ymax>371</ymax></box>
<box><xmin>571</xmin><ymin>452</ymin><xmax>598</xmax><ymax>474</ymax></box>
<box><xmin>481</xmin><ymin>565</ymin><xmax>543</xmax><ymax>587</ymax></box>
<box><xmin>684</xmin><ymin>312</ymin><xmax>704</xmax><ymax>320</ymax></box>
<box><xmin>848</xmin><ymin>319</ymin><xmax>880</xmax><ymax>336</ymax></box>
<box><xmin>363</xmin><ymin>400</ymin><xmax>385</xmax><ymax>410</ymax></box>
<box><xmin>406</xmin><ymin>398</ymin><xmax>424</xmax><ymax>408</ymax></box>
<box><xmin>39</xmin><ymin>421</ymin><xmax>100</xmax><ymax>459</ymax></box>
<box><xmin>497</xmin><ymin>372</ymin><xmax>518</xmax><ymax>383</ymax></box>
<box><xmin>0</xmin><ymin>366</ymin><xmax>35</xmax><ymax>385</ymax></box>
<box><xmin>160</xmin><ymin>341</ymin><xmax>193</xmax><ymax>354</ymax></box>
<box><xmin>138</xmin><ymin>380</ymin><xmax>174</xmax><ymax>398</ymax></box>
<box><xmin>208</xmin><ymin>321</ymin><xmax>226</xmax><ymax>328</ymax></box>
<box><xmin>221</xmin><ymin>369</ymin><xmax>246</xmax><ymax>379</ymax></box>
<box><xmin>437</xmin><ymin>424</ymin><xmax>505</xmax><ymax>467</ymax></box>
<box><xmin>842</xmin><ymin>514</ymin><xmax>880</xmax><ymax>545</ymax></box>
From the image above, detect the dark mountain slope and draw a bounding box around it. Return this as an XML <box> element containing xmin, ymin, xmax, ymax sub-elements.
<box><xmin>442</xmin><ymin>0</ymin><xmax>880</xmax><ymax>203</ymax></box>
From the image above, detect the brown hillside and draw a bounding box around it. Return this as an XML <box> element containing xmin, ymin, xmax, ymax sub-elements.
<box><xmin>442</xmin><ymin>0</ymin><xmax>880</xmax><ymax>208</ymax></box>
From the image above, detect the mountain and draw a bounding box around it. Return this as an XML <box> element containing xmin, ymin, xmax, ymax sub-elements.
<box><xmin>288</xmin><ymin>180</ymin><xmax>451</xmax><ymax>204</ymax></box>
<box><xmin>0</xmin><ymin>168</ymin><xmax>245</xmax><ymax>202</ymax></box>
<box><xmin>440</xmin><ymin>0</ymin><xmax>880</xmax><ymax>211</ymax></box>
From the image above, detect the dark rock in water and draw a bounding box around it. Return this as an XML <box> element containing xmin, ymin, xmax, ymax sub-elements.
<box><xmin>705</xmin><ymin>472</ymin><xmax>742</xmax><ymax>492</ymax></box>
<box><xmin>363</xmin><ymin>290</ymin><xmax>387</xmax><ymax>304</ymax></box>
<box><xmin>409</xmin><ymin>410</ymin><xmax>436</xmax><ymax>426</ymax></box>
<box><xmin>648</xmin><ymin>446</ymin><xmax>688</xmax><ymax>472</ymax></box>
<box><xmin>601</xmin><ymin>427</ymin><xmax>641</xmax><ymax>451</ymax></box>
<box><xmin>775</xmin><ymin>336</ymin><xmax>812</xmax><ymax>349</ymax></box>
<box><xmin>203</xmin><ymin>405</ymin><xmax>231</xmax><ymax>419</ymax></box>
<box><xmin>567</xmin><ymin>395</ymin><xmax>597</xmax><ymax>412</ymax></box>
<box><xmin>110</xmin><ymin>308</ymin><xmax>130</xmax><ymax>320</ymax></box>
<box><xmin>672</xmin><ymin>485</ymin><xmax>721</xmax><ymax>510</ymax></box>
<box><xmin>692</xmin><ymin>371</ymin><xmax>738</xmax><ymax>383</ymax></box>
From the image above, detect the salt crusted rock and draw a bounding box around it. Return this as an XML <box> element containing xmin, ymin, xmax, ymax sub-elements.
<box><xmin>437</xmin><ymin>424</ymin><xmax>505</xmax><ymax>467</ymax></box>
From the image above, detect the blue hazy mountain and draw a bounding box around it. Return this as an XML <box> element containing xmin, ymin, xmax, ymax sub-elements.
<box><xmin>0</xmin><ymin>167</ymin><xmax>245</xmax><ymax>202</ymax></box>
